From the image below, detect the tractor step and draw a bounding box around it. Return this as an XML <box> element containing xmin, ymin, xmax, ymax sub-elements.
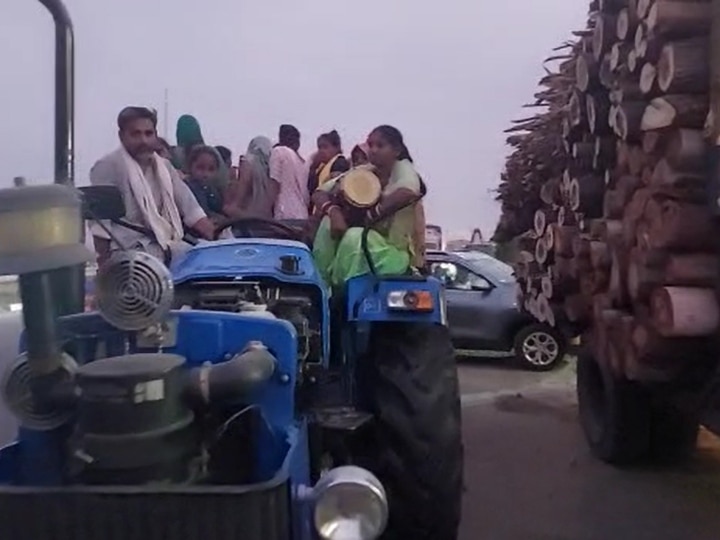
<box><xmin>313</xmin><ymin>406</ymin><xmax>373</xmax><ymax>433</ymax></box>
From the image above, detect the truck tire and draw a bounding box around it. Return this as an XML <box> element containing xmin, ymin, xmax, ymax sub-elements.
<box><xmin>513</xmin><ymin>323</ymin><xmax>566</xmax><ymax>371</ymax></box>
<box><xmin>363</xmin><ymin>322</ymin><xmax>463</xmax><ymax>540</ymax></box>
<box><xmin>577</xmin><ymin>349</ymin><xmax>652</xmax><ymax>465</ymax></box>
<box><xmin>649</xmin><ymin>400</ymin><xmax>699</xmax><ymax>464</ymax></box>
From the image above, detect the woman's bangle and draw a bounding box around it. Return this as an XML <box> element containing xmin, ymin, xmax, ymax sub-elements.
<box><xmin>327</xmin><ymin>205</ymin><xmax>342</xmax><ymax>216</ymax></box>
<box><xmin>368</xmin><ymin>204</ymin><xmax>382</xmax><ymax>221</ymax></box>
<box><xmin>319</xmin><ymin>201</ymin><xmax>333</xmax><ymax>215</ymax></box>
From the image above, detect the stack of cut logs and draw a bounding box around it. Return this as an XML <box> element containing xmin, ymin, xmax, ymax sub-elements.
<box><xmin>503</xmin><ymin>0</ymin><xmax>720</xmax><ymax>380</ymax></box>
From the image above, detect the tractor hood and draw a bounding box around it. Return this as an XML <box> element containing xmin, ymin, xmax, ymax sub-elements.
<box><xmin>171</xmin><ymin>239</ymin><xmax>323</xmax><ymax>287</ymax></box>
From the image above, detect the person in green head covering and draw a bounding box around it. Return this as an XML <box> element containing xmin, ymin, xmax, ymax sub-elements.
<box><xmin>172</xmin><ymin>114</ymin><xmax>204</xmax><ymax>171</ymax></box>
<box><xmin>176</xmin><ymin>114</ymin><xmax>204</xmax><ymax>147</ymax></box>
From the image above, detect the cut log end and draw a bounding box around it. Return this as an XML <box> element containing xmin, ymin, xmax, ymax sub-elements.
<box><xmin>641</xmin><ymin>97</ymin><xmax>675</xmax><ymax>131</ymax></box>
<box><xmin>639</xmin><ymin>62</ymin><xmax>656</xmax><ymax>95</ymax></box>
<box><xmin>650</xmin><ymin>286</ymin><xmax>720</xmax><ymax>338</ymax></box>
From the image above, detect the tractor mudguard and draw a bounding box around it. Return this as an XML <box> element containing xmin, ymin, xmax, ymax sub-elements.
<box><xmin>345</xmin><ymin>273</ymin><xmax>446</xmax><ymax>325</ymax></box>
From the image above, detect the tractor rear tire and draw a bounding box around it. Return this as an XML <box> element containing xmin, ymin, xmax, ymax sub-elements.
<box><xmin>363</xmin><ymin>322</ymin><xmax>463</xmax><ymax>540</ymax></box>
<box><xmin>577</xmin><ymin>348</ymin><xmax>652</xmax><ymax>465</ymax></box>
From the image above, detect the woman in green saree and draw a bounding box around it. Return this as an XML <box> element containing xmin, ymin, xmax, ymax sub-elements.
<box><xmin>310</xmin><ymin>125</ymin><xmax>426</xmax><ymax>287</ymax></box>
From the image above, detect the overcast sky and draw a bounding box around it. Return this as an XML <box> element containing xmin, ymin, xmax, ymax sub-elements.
<box><xmin>2</xmin><ymin>0</ymin><xmax>587</xmax><ymax>238</ymax></box>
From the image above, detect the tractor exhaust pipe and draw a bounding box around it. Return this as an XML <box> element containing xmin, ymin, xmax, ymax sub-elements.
<box><xmin>37</xmin><ymin>0</ymin><xmax>85</xmax><ymax>316</ymax></box>
<box><xmin>39</xmin><ymin>0</ymin><xmax>74</xmax><ymax>187</ymax></box>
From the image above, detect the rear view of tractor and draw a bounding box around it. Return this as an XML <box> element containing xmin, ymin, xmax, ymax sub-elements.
<box><xmin>0</xmin><ymin>3</ymin><xmax>463</xmax><ymax>538</ymax></box>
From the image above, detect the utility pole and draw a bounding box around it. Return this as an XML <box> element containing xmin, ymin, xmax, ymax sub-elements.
<box><xmin>163</xmin><ymin>88</ymin><xmax>169</xmax><ymax>140</ymax></box>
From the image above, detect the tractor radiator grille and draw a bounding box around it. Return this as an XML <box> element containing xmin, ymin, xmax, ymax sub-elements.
<box><xmin>0</xmin><ymin>482</ymin><xmax>291</xmax><ymax>540</ymax></box>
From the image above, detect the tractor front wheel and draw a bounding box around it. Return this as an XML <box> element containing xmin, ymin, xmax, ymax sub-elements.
<box><xmin>362</xmin><ymin>322</ymin><xmax>464</xmax><ymax>540</ymax></box>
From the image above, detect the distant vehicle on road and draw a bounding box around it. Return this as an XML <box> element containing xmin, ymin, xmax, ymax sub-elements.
<box><xmin>462</xmin><ymin>241</ymin><xmax>497</xmax><ymax>257</ymax></box>
<box><xmin>425</xmin><ymin>224</ymin><xmax>443</xmax><ymax>250</ymax></box>
<box><xmin>426</xmin><ymin>250</ymin><xmax>566</xmax><ymax>370</ymax></box>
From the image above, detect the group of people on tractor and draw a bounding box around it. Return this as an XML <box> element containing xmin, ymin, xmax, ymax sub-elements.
<box><xmin>89</xmin><ymin>106</ymin><xmax>428</xmax><ymax>286</ymax></box>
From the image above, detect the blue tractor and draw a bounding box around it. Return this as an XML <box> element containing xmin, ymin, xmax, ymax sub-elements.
<box><xmin>0</xmin><ymin>2</ymin><xmax>464</xmax><ymax>539</ymax></box>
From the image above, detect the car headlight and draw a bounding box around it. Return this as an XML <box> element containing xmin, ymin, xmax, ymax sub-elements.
<box><xmin>313</xmin><ymin>466</ymin><xmax>388</xmax><ymax>540</ymax></box>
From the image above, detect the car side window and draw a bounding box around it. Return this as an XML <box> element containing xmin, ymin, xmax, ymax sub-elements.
<box><xmin>430</xmin><ymin>262</ymin><xmax>491</xmax><ymax>291</ymax></box>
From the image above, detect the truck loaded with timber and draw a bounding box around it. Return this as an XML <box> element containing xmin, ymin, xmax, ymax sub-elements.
<box><xmin>493</xmin><ymin>0</ymin><xmax>720</xmax><ymax>465</ymax></box>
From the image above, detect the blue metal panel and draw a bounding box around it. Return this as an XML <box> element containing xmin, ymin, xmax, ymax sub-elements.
<box><xmin>345</xmin><ymin>274</ymin><xmax>446</xmax><ymax>325</ymax></box>
<box><xmin>10</xmin><ymin>310</ymin><xmax>302</xmax><ymax>485</ymax></box>
<box><xmin>144</xmin><ymin>310</ymin><xmax>299</xmax><ymax>431</ymax></box>
<box><xmin>285</xmin><ymin>421</ymin><xmax>313</xmax><ymax>540</ymax></box>
<box><xmin>171</xmin><ymin>239</ymin><xmax>322</xmax><ymax>288</ymax></box>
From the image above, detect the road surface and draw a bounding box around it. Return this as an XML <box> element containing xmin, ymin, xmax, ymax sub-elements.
<box><xmin>458</xmin><ymin>358</ymin><xmax>720</xmax><ymax>540</ymax></box>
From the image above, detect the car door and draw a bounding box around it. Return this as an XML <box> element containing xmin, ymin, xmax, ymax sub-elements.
<box><xmin>428</xmin><ymin>260</ymin><xmax>498</xmax><ymax>349</ymax></box>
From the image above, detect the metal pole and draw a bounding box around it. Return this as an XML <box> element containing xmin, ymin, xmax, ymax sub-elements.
<box><xmin>38</xmin><ymin>0</ymin><xmax>74</xmax><ymax>186</ymax></box>
<box><xmin>163</xmin><ymin>88</ymin><xmax>169</xmax><ymax>141</ymax></box>
<box><xmin>37</xmin><ymin>0</ymin><xmax>83</xmax><ymax>316</ymax></box>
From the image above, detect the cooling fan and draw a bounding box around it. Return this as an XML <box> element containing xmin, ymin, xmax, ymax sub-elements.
<box><xmin>95</xmin><ymin>250</ymin><xmax>174</xmax><ymax>331</ymax></box>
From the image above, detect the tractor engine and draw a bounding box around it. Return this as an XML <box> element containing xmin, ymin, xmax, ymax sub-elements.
<box><xmin>173</xmin><ymin>276</ymin><xmax>323</xmax><ymax>364</ymax></box>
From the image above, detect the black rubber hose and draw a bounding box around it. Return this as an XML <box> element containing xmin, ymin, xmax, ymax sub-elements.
<box><xmin>185</xmin><ymin>347</ymin><xmax>278</xmax><ymax>405</ymax></box>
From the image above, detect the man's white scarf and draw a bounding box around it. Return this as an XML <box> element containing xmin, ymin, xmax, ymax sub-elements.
<box><xmin>119</xmin><ymin>146</ymin><xmax>184</xmax><ymax>248</ymax></box>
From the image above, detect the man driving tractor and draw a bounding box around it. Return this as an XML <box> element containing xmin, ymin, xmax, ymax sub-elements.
<box><xmin>89</xmin><ymin>106</ymin><xmax>217</xmax><ymax>266</ymax></box>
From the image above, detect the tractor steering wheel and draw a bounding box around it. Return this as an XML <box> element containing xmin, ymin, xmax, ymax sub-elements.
<box><xmin>216</xmin><ymin>216</ymin><xmax>306</xmax><ymax>242</ymax></box>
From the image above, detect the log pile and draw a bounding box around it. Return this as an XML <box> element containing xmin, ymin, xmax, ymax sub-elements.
<box><xmin>496</xmin><ymin>0</ymin><xmax>720</xmax><ymax>381</ymax></box>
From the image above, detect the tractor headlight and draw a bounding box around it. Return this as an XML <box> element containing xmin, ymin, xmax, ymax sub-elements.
<box><xmin>313</xmin><ymin>466</ymin><xmax>388</xmax><ymax>540</ymax></box>
<box><xmin>386</xmin><ymin>290</ymin><xmax>434</xmax><ymax>312</ymax></box>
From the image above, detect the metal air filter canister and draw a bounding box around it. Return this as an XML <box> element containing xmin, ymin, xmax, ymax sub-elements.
<box><xmin>73</xmin><ymin>353</ymin><xmax>198</xmax><ymax>485</ymax></box>
<box><xmin>0</xmin><ymin>185</ymin><xmax>91</xmax><ymax>275</ymax></box>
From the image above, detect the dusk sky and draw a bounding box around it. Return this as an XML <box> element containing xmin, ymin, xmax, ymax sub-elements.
<box><xmin>2</xmin><ymin>0</ymin><xmax>587</xmax><ymax>239</ymax></box>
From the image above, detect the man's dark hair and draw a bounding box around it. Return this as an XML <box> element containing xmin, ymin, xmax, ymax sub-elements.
<box><xmin>215</xmin><ymin>145</ymin><xmax>232</xmax><ymax>165</ymax></box>
<box><xmin>117</xmin><ymin>106</ymin><xmax>158</xmax><ymax>131</ymax></box>
<box><xmin>278</xmin><ymin>124</ymin><xmax>300</xmax><ymax>146</ymax></box>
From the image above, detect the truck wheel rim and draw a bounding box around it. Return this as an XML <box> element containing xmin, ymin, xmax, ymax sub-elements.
<box><xmin>522</xmin><ymin>331</ymin><xmax>559</xmax><ymax>366</ymax></box>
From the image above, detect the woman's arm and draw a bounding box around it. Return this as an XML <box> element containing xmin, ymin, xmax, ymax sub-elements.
<box><xmin>307</xmin><ymin>180</ymin><xmax>350</xmax><ymax>239</ymax></box>
<box><xmin>375</xmin><ymin>188</ymin><xmax>419</xmax><ymax>217</ymax></box>
<box><xmin>369</xmin><ymin>161</ymin><xmax>423</xmax><ymax>222</ymax></box>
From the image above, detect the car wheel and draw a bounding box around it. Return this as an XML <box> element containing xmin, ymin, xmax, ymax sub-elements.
<box><xmin>513</xmin><ymin>323</ymin><xmax>565</xmax><ymax>371</ymax></box>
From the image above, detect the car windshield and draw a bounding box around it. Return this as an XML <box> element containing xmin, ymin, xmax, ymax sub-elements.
<box><xmin>453</xmin><ymin>251</ymin><xmax>515</xmax><ymax>283</ymax></box>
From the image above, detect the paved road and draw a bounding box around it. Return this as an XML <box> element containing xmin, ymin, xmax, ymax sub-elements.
<box><xmin>457</xmin><ymin>358</ymin><xmax>720</xmax><ymax>540</ymax></box>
